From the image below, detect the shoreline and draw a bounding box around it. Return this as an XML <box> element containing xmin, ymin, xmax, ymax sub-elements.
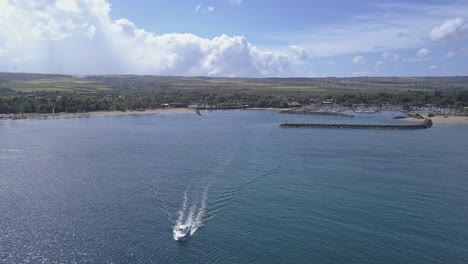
<box><xmin>1</xmin><ymin>108</ymin><xmax>467</xmax><ymax>124</ymax></box>
<box><xmin>245</xmin><ymin>107</ymin><xmax>289</xmax><ymax>111</ymax></box>
<box><xmin>404</xmin><ymin>114</ymin><xmax>468</xmax><ymax>124</ymax></box>
<box><xmin>0</xmin><ymin>108</ymin><xmax>195</xmax><ymax>120</ymax></box>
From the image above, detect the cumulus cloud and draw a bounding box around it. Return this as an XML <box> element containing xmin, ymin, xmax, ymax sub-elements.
<box><xmin>429</xmin><ymin>65</ymin><xmax>439</xmax><ymax>70</ymax></box>
<box><xmin>289</xmin><ymin>45</ymin><xmax>310</xmax><ymax>60</ymax></box>
<box><xmin>416</xmin><ymin>48</ymin><xmax>431</xmax><ymax>60</ymax></box>
<box><xmin>430</xmin><ymin>17</ymin><xmax>468</xmax><ymax>41</ymax></box>
<box><xmin>352</xmin><ymin>55</ymin><xmax>366</xmax><ymax>64</ymax></box>
<box><xmin>206</xmin><ymin>6</ymin><xmax>215</xmax><ymax>13</ymax></box>
<box><xmin>0</xmin><ymin>0</ymin><xmax>296</xmax><ymax>77</ymax></box>
<box><xmin>195</xmin><ymin>4</ymin><xmax>214</xmax><ymax>13</ymax></box>
<box><xmin>382</xmin><ymin>51</ymin><xmax>398</xmax><ymax>61</ymax></box>
<box><xmin>405</xmin><ymin>48</ymin><xmax>432</xmax><ymax>62</ymax></box>
<box><xmin>195</xmin><ymin>4</ymin><xmax>202</xmax><ymax>13</ymax></box>
<box><xmin>55</xmin><ymin>0</ymin><xmax>81</xmax><ymax>13</ymax></box>
<box><xmin>376</xmin><ymin>60</ymin><xmax>383</xmax><ymax>66</ymax></box>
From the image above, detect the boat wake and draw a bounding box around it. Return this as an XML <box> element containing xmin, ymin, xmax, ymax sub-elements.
<box><xmin>173</xmin><ymin>184</ymin><xmax>210</xmax><ymax>240</ymax></box>
<box><xmin>204</xmin><ymin>168</ymin><xmax>279</xmax><ymax>222</ymax></box>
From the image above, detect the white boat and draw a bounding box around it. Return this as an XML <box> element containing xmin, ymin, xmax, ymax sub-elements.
<box><xmin>174</xmin><ymin>225</ymin><xmax>191</xmax><ymax>240</ymax></box>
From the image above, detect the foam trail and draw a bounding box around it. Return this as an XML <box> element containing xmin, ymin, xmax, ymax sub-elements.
<box><xmin>173</xmin><ymin>183</ymin><xmax>211</xmax><ymax>240</ymax></box>
<box><xmin>190</xmin><ymin>184</ymin><xmax>210</xmax><ymax>234</ymax></box>
<box><xmin>173</xmin><ymin>185</ymin><xmax>192</xmax><ymax>240</ymax></box>
<box><xmin>186</xmin><ymin>205</ymin><xmax>196</xmax><ymax>225</ymax></box>
<box><xmin>176</xmin><ymin>184</ymin><xmax>191</xmax><ymax>226</ymax></box>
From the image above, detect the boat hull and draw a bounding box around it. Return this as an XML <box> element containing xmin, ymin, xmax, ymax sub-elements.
<box><xmin>175</xmin><ymin>232</ymin><xmax>191</xmax><ymax>241</ymax></box>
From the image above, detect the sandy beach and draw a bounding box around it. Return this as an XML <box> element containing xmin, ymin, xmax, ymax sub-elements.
<box><xmin>405</xmin><ymin>114</ymin><xmax>468</xmax><ymax>124</ymax></box>
<box><xmin>2</xmin><ymin>108</ymin><xmax>468</xmax><ymax>124</ymax></box>
<box><xmin>0</xmin><ymin>108</ymin><xmax>195</xmax><ymax>120</ymax></box>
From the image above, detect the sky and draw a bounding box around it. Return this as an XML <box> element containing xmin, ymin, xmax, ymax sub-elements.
<box><xmin>1</xmin><ymin>0</ymin><xmax>468</xmax><ymax>77</ymax></box>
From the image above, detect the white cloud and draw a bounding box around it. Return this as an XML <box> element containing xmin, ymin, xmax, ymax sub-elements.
<box><xmin>429</xmin><ymin>65</ymin><xmax>439</xmax><ymax>70</ymax></box>
<box><xmin>0</xmin><ymin>0</ymin><xmax>296</xmax><ymax>77</ymax></box>
<box><xmin>430</xmin><ymin>17</ymin><xmax>468</xmax><ymax>41</ymax></box>
<box><xmin>228</xmin><ymin>0</ymin><xmax>243</xmax><ymax>5</ymax></box>
<box><xmin>195</xmin><ymin>4</ymin><xmax>214</xmax><ymax>13</ymax></box>
<box><xmin>328</xmin><ymin>60</ymin><xmax>335</xmax><ymax>66</ymax></box>
<box><xmin>376</xmin><ymin>60</ymin><xmax>383</xmax><ymax>66</ymax></box>
<box><xmin>417</xmin><ymin>48</ymin><xmax>431</xmax><ymax>60</ymax></box>
<box><xmin>382</xmin><ymin>52</ymin><xmax>398</xmax><ymax>61</ymax></box>
<box><xmin>289</xmin><ymin>45</ymin><xmax>310</xmax><ymax>60</ymax></box>
<box><xmin>352</xmin><ymin>55</ymin><xmax>366</xmax><ymax>64</ymax></box>
<box><xmin>55</xmin><ymin>0</ymin><xmax>81</xmax><ymax>13</ymax></box>
<box><xmin>195</xmin><ymin>4</ymin><xmax>202</xmax><ymax>13</ymax></box>
<box><xmin>84</xmin><ymin>25</ymin><xmax>96</xmax><ymax>39</ymax></box>
<box><xmin>273</xmin><ymin>3</ymin><xmax>468</xmax><ymax>57</ymax></box>
<box><xmin>447</xmin><ymin>50</ymin><xmax>456</xmax><ymax>58</ymax></box>
<box><xmin>405</xmin><ymin>48</ymin><xmax>432</xmax><ymax>62</ymax></box>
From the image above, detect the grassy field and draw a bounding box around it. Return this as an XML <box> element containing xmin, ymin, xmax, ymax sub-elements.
<box><xmin>1</xmin><ymin>73</ymin><xmax>468</xmax><ymax>97</ymax></box>
<box><xmin>0</xmin><ymin>73</ymin><xmax>112</xmax><ymax>94</ymax></box>
<box><xmin>4</xmin><ymin>78</ymin><xmax>111</xmax><ymax>93</ymax></box>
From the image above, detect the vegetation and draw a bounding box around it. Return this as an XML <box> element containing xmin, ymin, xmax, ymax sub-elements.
<box><xmin>1</xmin><ymin>73</ymin><xmax>468</xmax><ymax>114</ymax></box>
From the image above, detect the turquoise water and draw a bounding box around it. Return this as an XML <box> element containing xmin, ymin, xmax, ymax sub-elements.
<box><xmin>0</xmin><ymin>111</ymin><xmax>467</xmax><ymax>263</ymax></box>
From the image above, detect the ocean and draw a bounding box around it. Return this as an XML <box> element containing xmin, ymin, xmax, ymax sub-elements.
<box><xmin>1</xmin><ymin>110</ymin><xmax>467</xmax><ymax>263</ymax></box>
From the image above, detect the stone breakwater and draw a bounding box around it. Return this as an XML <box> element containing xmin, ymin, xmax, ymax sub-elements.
<box><xmin>279</xmin><ymin>110</ymin><xmax>355</xmax><ymax>118</ymax></box>
<box><xmin>280</xmin><ymin>119</ymin><xmax>433</xmax><ymax>130</ymax></box>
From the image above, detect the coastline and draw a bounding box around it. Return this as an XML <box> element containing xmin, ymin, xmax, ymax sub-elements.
<box><xmin>2</xmin><ymin>108</ymin><xmax>467</xmax><ymax>124</ymax></box>
<box><xmin>0</xmin><ymin>108</ymin><xmax>195</xmax><ymax>121</ymax></box>
<box><xmin>246</xmin><ymin>107</ymin><xmax>289</xmax><ymax>111</ymax></box>
<box><xmin>405</xmin><ymin>114</ymin><xmax>468</xmax><ymax>124</ymax></box>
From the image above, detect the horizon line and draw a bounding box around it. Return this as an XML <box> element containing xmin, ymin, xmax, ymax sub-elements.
<box><xmin>1</xmin><ymin>72</ymin><xmax>468</xmax><ymax>79</ymax></box>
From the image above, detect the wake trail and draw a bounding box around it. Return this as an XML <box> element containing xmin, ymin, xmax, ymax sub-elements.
<box><xmin>191</xmin><ymin>184</ymin><xmax>210</xmax><ymax>233</ymax></box>
<box><xmin>174</xmin><ymin>182</ymin><xmax>211</xmax><ymax>239</ymax></box>
<box><xmin>176</xmin><ymin>183</ymin><xmax>192</xmax><ymax>226</ymax></box>
<box><xmin>173</xmin><ymin>142</ymin><xmax>240</xmax><ymax>239</ymax></box>
<box><xmin>204</xmin><ymin>167</ymin><xmax>280</xmax><ymax>222</ymax></box>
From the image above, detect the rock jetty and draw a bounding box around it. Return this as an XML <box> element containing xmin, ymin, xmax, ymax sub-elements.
<box><xmin>279</xmin><ymin>109</ymin><xmax>354</xmax><ymax>118</ymax></box>
<box><xmin>280</xmin><ymin>119</ymin><xmax>433</xmax><ymax>130</ymax></box>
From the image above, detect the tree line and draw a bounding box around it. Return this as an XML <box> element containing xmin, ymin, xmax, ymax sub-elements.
<box><xmin>1</xmin><ymin>90</ymin><xmax>467</xmax><ymax>114</ymax></box>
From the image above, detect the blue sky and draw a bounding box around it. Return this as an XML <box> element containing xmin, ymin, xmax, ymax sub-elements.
<box><xmin>0</xmin><ymin>0</ymin><xmax>468</xmax><ymax>77</ymax></box>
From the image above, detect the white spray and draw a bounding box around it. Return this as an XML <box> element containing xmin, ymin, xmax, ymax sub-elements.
<box><xmin>173</xmin><ymin>183</ymin><xmax>210</xmax><ymax>239</ymax></box>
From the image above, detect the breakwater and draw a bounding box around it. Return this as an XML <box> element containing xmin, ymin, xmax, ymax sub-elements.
<box><xmin>279</xmin><ymin>110</ymin><xmax>354</xmax><ymax>118</ymax></box>
<box><xmin>280</xmin><ymin>119</ymin><xmax>433</xmax><ymax>130</ymax></box>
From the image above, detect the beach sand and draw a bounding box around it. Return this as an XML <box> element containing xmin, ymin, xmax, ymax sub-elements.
<box><xmin>90</xmin><ymin>108</ymin><xmax>195</xmax><ymax>116</ymax></box>
<box><xmin>0</xmin><ymin>108</ymin><xmax>195</xmax><ymax>120</ymax></box>
<box><xmin>405</xmin><ymin>114</ymin><xmax>468</xmax><ymax>124</ymax></box>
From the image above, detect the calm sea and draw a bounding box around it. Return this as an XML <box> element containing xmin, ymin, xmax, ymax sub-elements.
<box><xmin>1</xmin><ymin>111</ymin><xmax>467</xmax><ymax>263</ymax></box>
